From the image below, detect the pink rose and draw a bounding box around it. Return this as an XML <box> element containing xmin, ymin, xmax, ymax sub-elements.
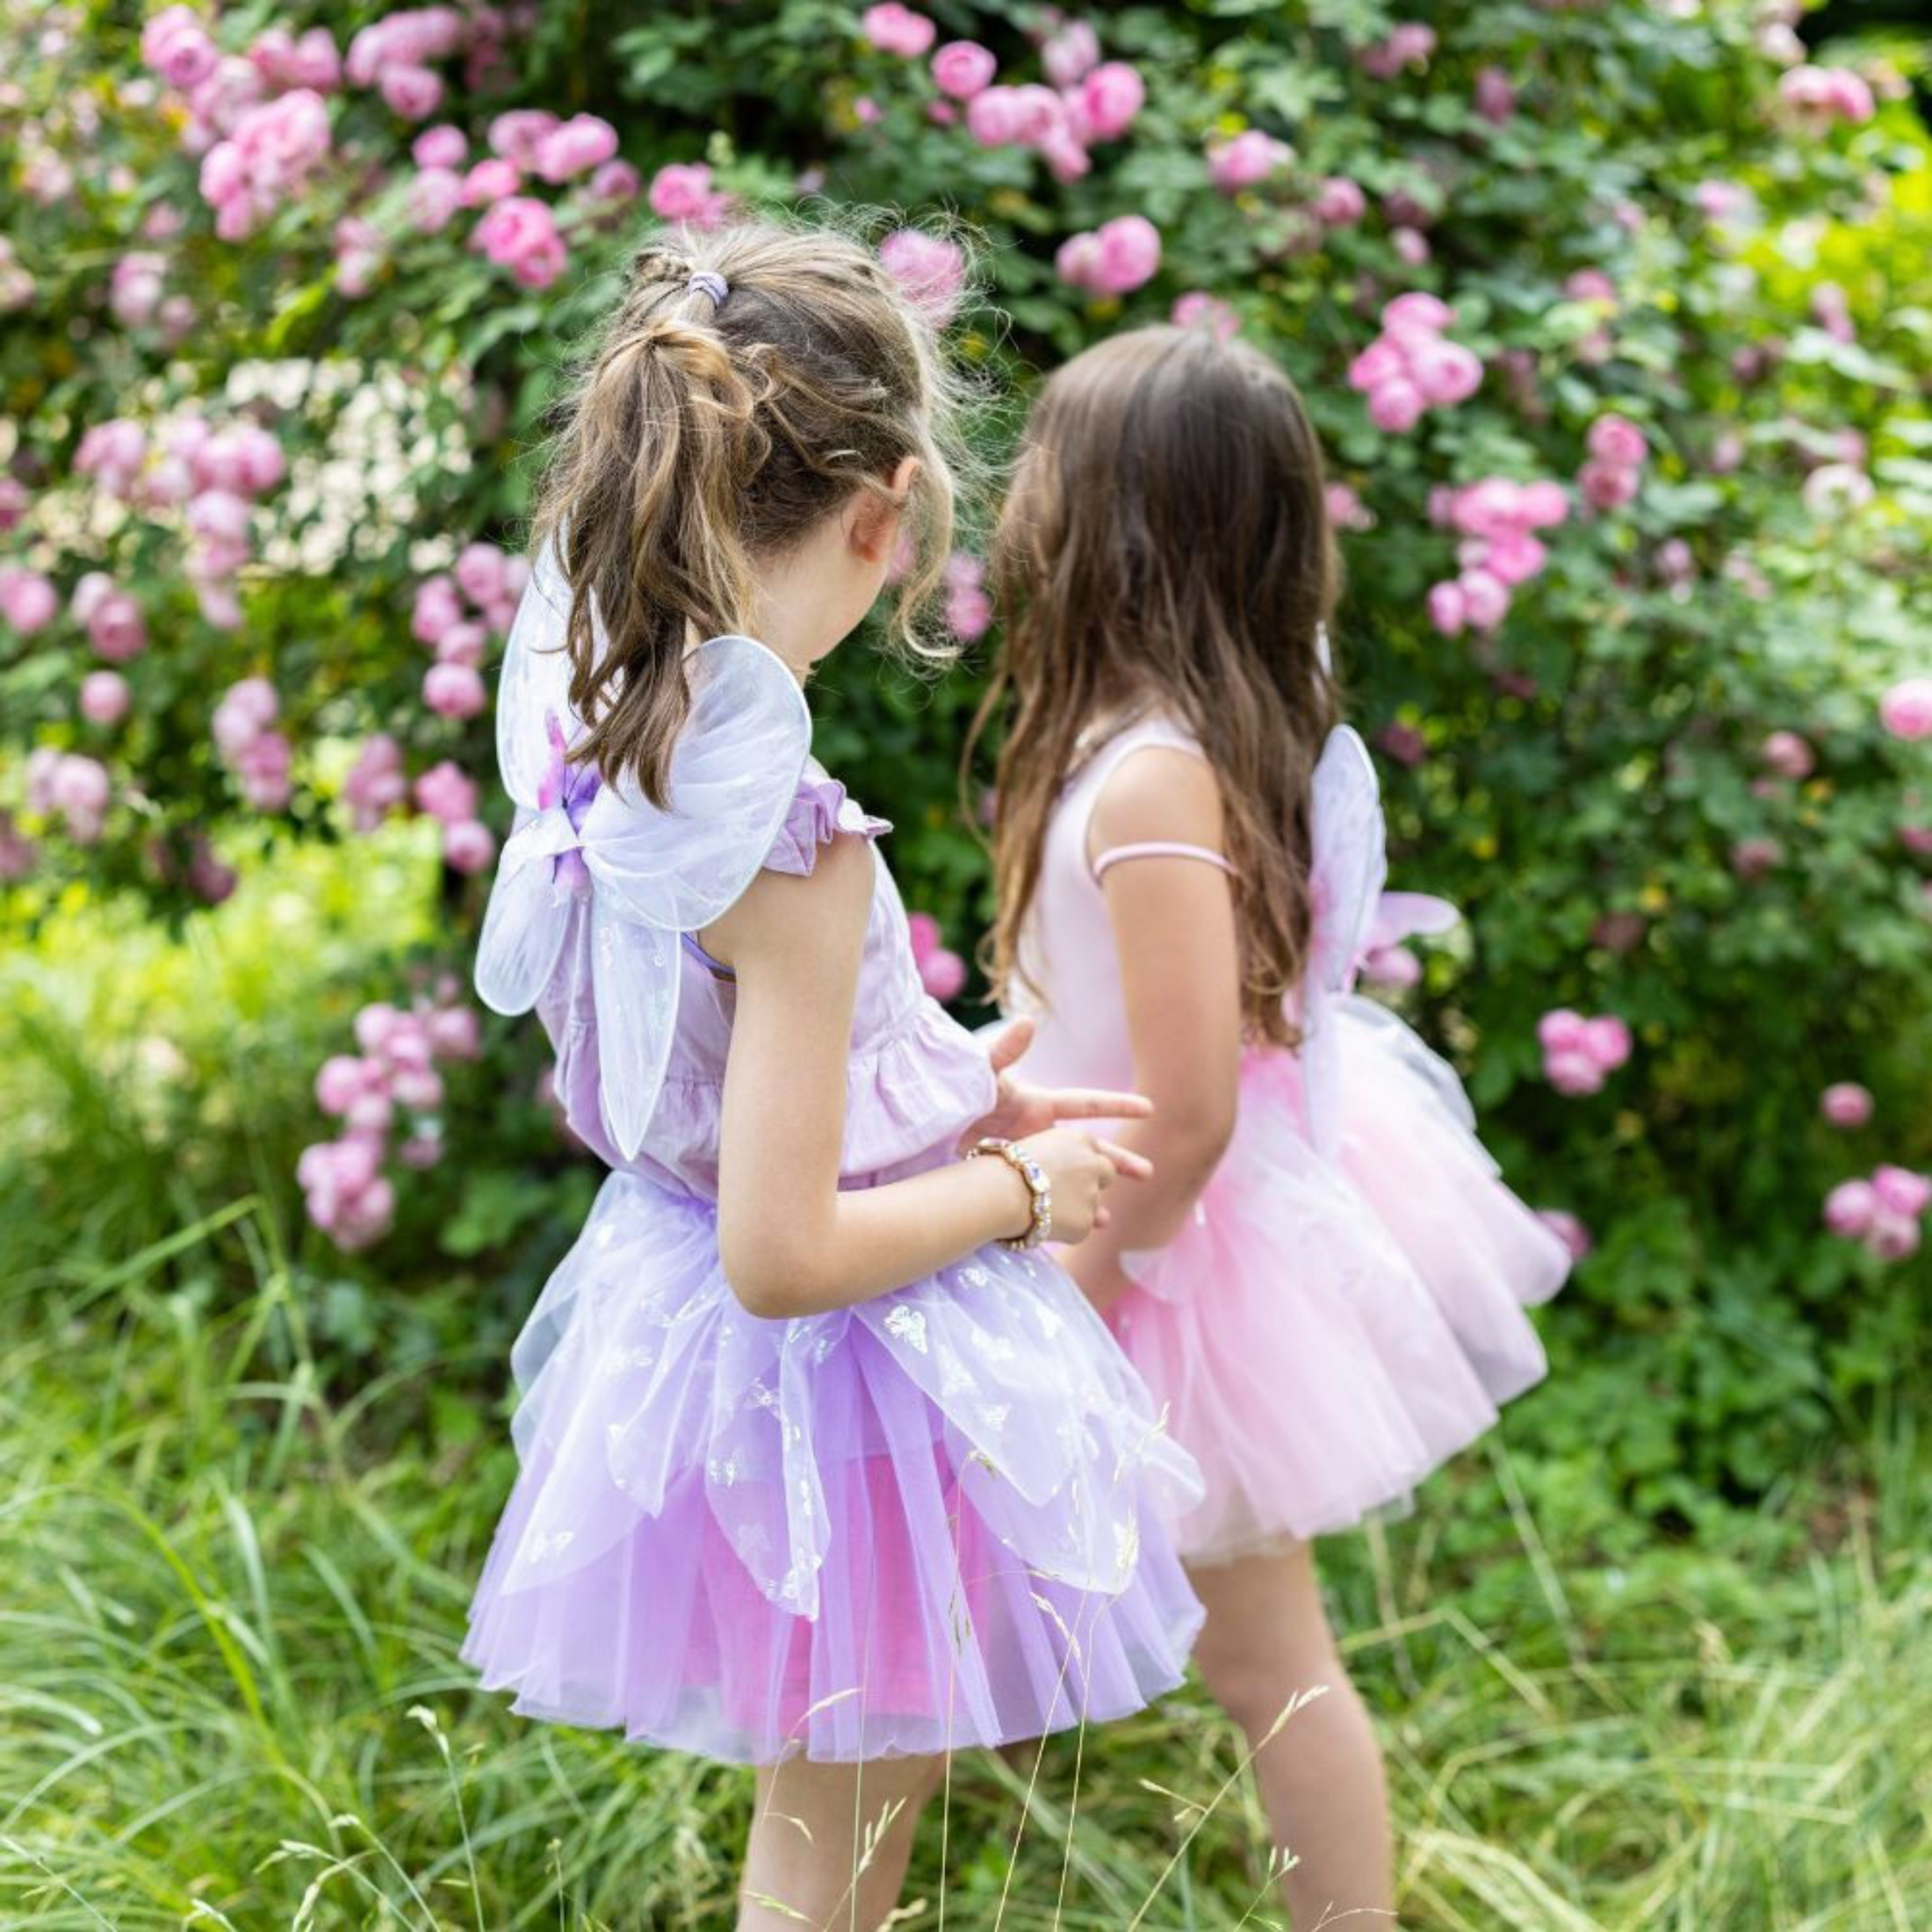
<box><xmin>427</xmin><ymin>1003</ymin><xmax>480</xmax><ymax>1059</ymax></box>
<box><xmin>1425</xmin><ymin>580</ymin><xmax>1467</xmax><ymax>637</ymax></box>
<box><xmin>414</xmin><ymin>759</ymin><xmax>479</xmax><ymax>825</ymax></box>
<box><xmin>462</xmin><ymin>157</ymin><xmax>521</xmax><ymax>206</ymax></box>
<box><xmin>472</xmin><ymin>196</ymin><xmax>566</xmax><ymax>291</ymax></box>
<box><xmin>1207</xmin><ymin>129</ymin><xmax>1285</xmax><ymax>193</ymax></box>
<box><xmin>931</xmin><ymin>40</ymin><xmax>997</xmax><ymax>101</ymax></box>
<box><xmin>534</xmin><ymin>113</ymin><xmax>618</xmax><ymax>184</ymax></box>
<box><xmin>1819</xmin><ymin>1082</ymin><xmax>1873</xmax><ymax>1128</ymax></box>
<box><xmin>1367</xmin><ymin>378</ymin><xmax>1424</xmax><ymax>434</ymax></box>
<box><xmin>1172</xmin><ymin>291</ymin><xmax>1239</xmax><ymax>341</ymax></box>
<box><xmin>0</xmin><ymin>566</ymin><xmax>58</xmax><ymax>634</ymax></box>
<box><xmin>453</xmin><ymin>541</ymin><xmax>508</xmax><ymax>608</ymax></box>
<box><xmin>1586</xmin><ymin>415</ymin><xmax>1647</xmax><ymax>469</ymax></box>
<box><xmin>964</xmin><ymin>85</ymin><xmax>1027</xmax><ymax>147</ymax></box>
<box><xmin>1867</xmin><ymin>1212</ymin><xmax>1921</xmax><ymax>1262</ymax></box>
<box><xmin>1582</xmin><ymin>1015</ymin><xmax>1632</xmax><ymax>1070</ymax></box>
<box><xmin>1313</xmin><ymin>177</ymin><xmax>1366</xmax><ymax>226</ymax></box>
<box><xmin>1381</xmin><ymin>292</ymin><xmax>1453</xmax><ymax>335</ymax></box>
<box><xmin>423</xmin><ymin>661</ymin><xmax>487</xmax><ymax>719</ymax></box>
<box><xmin>588</xmin><ymin>159</ymin><xmax>641</xmax><ymax>205</ymax></box>
<box><xmin>861</xmin><ymin>4</ymin><xmax>936</xmax><ymax>58</ymax></box>
<box><xmin>410</xmin><ymin>166</ymin><xmax>465</xmax><ymax>233</ymax></box>
<box><xmin>413</xmin><ymin>124</ymin><xmax>467</xmax><ymax>169</ymax></box>
<box><xmin>1093</xmin><ymin>213</ymin><xmax>1160</xmax><ymax>295</ymax></box>
<box><xmin>906</xmin><ymin>911</ymin><xmax>941</xmax><ymax>964</ymax></box>
<box><xmin>89</xmin><ymin>588</ymin><xmax>151</xmax><ymax>661</ymax></box>
<box><xmin>379</xmin><ymin>64</ymin><xmax>443</xmax><ymax>120</ymax></box>
<box><xmin>1537</xmin><ymin>1009</ymin><xmax>1590</xmax><ymax>1053</ymax></box>
<box><xmin>487</xmin><ymin>111</ymin><xmax>561</xmax><ymax>168</ymax></box>
<box><xmin>1473</xmin><ymin>65</ymin><xmax>1516</xmax><ymax>125</ymax></box>
<box><xmin>919</xmin><ymin>946</ymin><xmax>967</xmax><ymax>1001</ymax></box>
<box><xmin>1822</xmin><ymin>1178</ymin><xmax>1878</xmax><ymax>1237</ymax></box>
<box><xmin>648</xmin><ymin>161</ymin><xmax>724</xmax><ymax>227</ymax></box>
<box><xmin>343</xmin><ymin>734</ymin><xmax>407</xmax><ymax>831</ymax></box>
<box><xmin>1580</xmin><ymin>460</ymin><xmax>1639</xmax><ymax>512</ymax></box>
<box><xmin>80</xmin><ymin>670</ymin><xmax>131</xmax><ymax>726</ymax></box>
<box><xmin>443</xmin><ymin>818</ymin><xmax>496</xmax><ymax>873</ymax></box>
<box><xmin>1545</xmin><ymin>1049</ymin><xmax>1605</xmax><ymax>1097</ymax></box>
<box><xmin>1759</xmin><ymin>730</ymin><xmax>1814</xmax><ymax>780</ymax></box>
<box><xmin>1079</xmin><ymin>62</ymin><xmax>1143</xmax><ymax>141</ymax></box>
<box><xmin>1872</xmin><ymin>1164</ymin><xmax>1931</xmax><ymax>1219</ymax></box>
<box><xmin>1042</xmin><ymin>21</ymin><xmax>1100</xmax><ymax>90</ymax></box>
<box><xmin>1458</xmin><ymin>570</ymin><xmax>1509</xmax><ymax>631</ymax></box>
<box><xmin>879</xmin><ymin>228</ymin><xmax>966</xmax><ymax>325</ymax></box>
<box><xmin>1878</xmin><ymin>676</ymin><xmax>1932</xmax><ymax>742</ymax></box>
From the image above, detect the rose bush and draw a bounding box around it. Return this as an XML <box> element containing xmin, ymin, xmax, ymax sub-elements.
<box><xmin>2</xmin><ymin>0</ymin><xmax>1927</xmax><ymax>1527</ymax></box>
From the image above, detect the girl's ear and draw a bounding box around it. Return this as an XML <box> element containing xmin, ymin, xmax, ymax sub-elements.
<box><xmin>847</xmin><ymin>457</ymin><xmax>923</xmax><ymax>562</ymax></box>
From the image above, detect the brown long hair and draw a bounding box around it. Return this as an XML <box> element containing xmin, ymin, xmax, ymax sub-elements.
<box><xmin>533</xmin><ymin>217</ymin><xmax>965</xmax><ymax>802</ymax></box>
<box><xmin>975</xmin><ymin>326</ymin><xmax>1339</xmax><ymax>1046</ymax></box>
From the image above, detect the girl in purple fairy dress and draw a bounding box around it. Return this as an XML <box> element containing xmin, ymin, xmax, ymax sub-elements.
<box><xmin>461</xmin><ymin>223</ymin><xmax>1203</xmax><ymax>1928</ymax></box>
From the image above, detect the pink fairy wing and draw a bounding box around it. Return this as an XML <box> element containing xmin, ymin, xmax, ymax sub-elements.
<box><xmin>1301</xmin><ymin>726</ymin><xmax>1388</xmax><ymax>1159</ymax></box>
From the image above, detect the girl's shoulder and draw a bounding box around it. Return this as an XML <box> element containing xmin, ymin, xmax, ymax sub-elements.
<box><xmin>1070</xmin><ymin>707</ymin><xmax>1209</xmax><ymax>797</ymax></box>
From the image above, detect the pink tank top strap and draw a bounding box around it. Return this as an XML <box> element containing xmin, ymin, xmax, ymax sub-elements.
<box><xmin>1092</xmin><ymin>840</ymin><xmax>1237</xmax><ymax>881</ymax></box>
<box><xmin>1075</xmin><ymin>716</ymin><xmax>1232</xmax><ymax>886</ymax></box>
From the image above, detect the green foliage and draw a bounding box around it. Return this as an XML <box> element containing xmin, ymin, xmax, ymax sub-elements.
<box><xmin>1</xmin><ymin>7</ymin><xmax>1928</xmax><ymax>1577</ymax></box>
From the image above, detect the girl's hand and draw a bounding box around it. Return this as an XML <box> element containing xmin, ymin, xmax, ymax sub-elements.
<box><xmin>1006</xmin><ymin>1127</ymin><xmax>1152</xmax><ymax>1247</ymax></box>
<box><xmin>961</xmin><ymin>1017</ymin><xmax>1154</xmax><ymax>1150</ymax></box>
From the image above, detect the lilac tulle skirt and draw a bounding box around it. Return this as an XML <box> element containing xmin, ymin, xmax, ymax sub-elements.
<box><xmin>463</xmin><ymin>1174</ymin><xmax>1205</xmax><ymax>1763</ymax></box>
<box><xmin>1112</xmin><ymin>996</ymin><xmax>1569</xmax><ymax>1565</ymax></box>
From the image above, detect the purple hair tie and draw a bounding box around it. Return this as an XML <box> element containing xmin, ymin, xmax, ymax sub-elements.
<box><xmin>688</xmin><ymin>270</ymin><xmax>728</xmax><ymax>306</ymax></box>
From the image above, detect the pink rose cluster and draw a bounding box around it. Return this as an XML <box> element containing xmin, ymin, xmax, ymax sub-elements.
<box><xmin>1878</xmin><ymin>677</ymin><xmax>1932</xmax><ymax>743</ymax></box>
<box><xmin>888</xmin><ymin>18</ymin><xmax>1140</xmax><ymax>185</ymax></box>
<box><xmin>1822</xmin><ymin>1164</ymin><xmax>1928</xmax><ymax>1264</ymax></box>
<box><xmin>1778</xmin><ymin>64</ymin><xmax>1877</xmax><ymax>127</ymax></box>
<box><xmin>907</xmin><ymin>912</ymin><xmax>966</xmax><ymax>1003</ymax></box>
<box><xmin>1578</xmin><ymin>412</ymin><xmax>1648</xmax><ymax>513</ymax></box>
<box><xmin>75</xmin><ymin>412</ymin><xmax>285</xmax><ymax>631</ymax></box>
<box><xmin>414</xmin><ymin>540</ymin><xmax>527</xmax><ymax>726</ymax></box>
<box><xmin>1056</xmin><ymin>214</ymin><xmax>1161</xmax><ymax>298</ymax></box>
<box><xmin>1348</xmin><ymin>294</ymin><xmax>1482</xmax><ymax>435</ymax></box>
<box><xmin>1424</xmin><ymin>475</ymin><xmax>1569</xmax><ymax>637</ymax></box>
<box><xmin>1359</xmin><ymin>24</ymin><xmax>1437</xmax><ymax>80</ymax></box>
<box><xmin>212</xmin><ymin>677</ymin><xmax>292</xmax><ymax>811</ymax></box>
<box><xmin>1537</xmin><ymin>1008</ymin><xmax>1633</xmax><ymax>1097</ymax></box>
<box><xmin>879</xmin><ymin>229</ymin><xmax>966</xmax><ymax>326</ymax></box>
<box><xmin>22</xmin><ymin>747</ymin><xmax>113</xmax><ymax>844</ymax></box>
<box><xmin>197</xmin><ymin>88</ymin><xmax>332</xmax><ymax>240</ymax></box>
<box><xmin>108</xmin><ymin>250</ymin><xmax>191</xmax><ymax>342</ymax></box>
<box><xmin>943</xmin><ymin>552</ymin><xmax>991</xmax><ymax>642</ymax></box>
<box><xmin>301</xmin><ymin>983</ymin><xmax>481</xmax><ymax>1249</ymax></box>
<box><xmin>343</xmin><ymin>6</ymin><xmax>489</xmax><ymax>122</ymax></box>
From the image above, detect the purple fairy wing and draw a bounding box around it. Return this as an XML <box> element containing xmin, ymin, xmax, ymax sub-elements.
<box><xmin>474</xmin><ymin>540</ymin><xmax>813</xmax><ymax>1161</ymax></box>
<box><xmin>1301</xmin><ymin>726</ymin><xmax>1388</xmax><ymax>1159</ymax></box>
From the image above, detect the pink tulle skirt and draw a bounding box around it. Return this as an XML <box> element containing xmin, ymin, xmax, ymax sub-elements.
<box><xmin>1110</xmin><ymin>997</ymin><xmax>1569</xmax><ymax>1565</ymax></box>
<box><xmin>463</xmin><ymin>1173</ymin><xmax>1204</xmax><ymax>1763</ymax></box>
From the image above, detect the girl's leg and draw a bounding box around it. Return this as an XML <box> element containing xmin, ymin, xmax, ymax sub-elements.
<box><xmin>1189</xmin><ymin>1546</ymin><xmax>1394</xmax><ymax>1928</ymax></box>
<box><xmin>739</xmin><ymin>1751</ymin><xmax>948</xmax><ymax>1931</ymax></box>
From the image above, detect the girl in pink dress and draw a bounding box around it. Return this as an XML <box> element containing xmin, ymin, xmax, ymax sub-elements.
<box><xmin>977</xmin><ymin>324</ymin><xmax>1570</xmax><ymax>1926</ymax></box>
<box><xmin>462</xmin><ymin>227</ymin><xmax>1203</xmax><ymax>1930</ymax></box>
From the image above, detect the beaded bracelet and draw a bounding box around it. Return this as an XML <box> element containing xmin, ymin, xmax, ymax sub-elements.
<box><xmin>967</xmin><ymin>1136</ymin><xmax>1053</xmax><ymax>1251</ymax></box>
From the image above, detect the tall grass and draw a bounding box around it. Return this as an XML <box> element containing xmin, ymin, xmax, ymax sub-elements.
<box><xmin>1</xmin><ymin>1190</ymin><xmax>1924</xmax><ymax>1929</ymax></box>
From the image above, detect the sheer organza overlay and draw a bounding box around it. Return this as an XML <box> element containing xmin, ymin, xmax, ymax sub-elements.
<box><xmin>1013</xmin><ymin>716</ymin><xmax>1569</xmax><ymax>1564</ymax></box>
<box><xmin>463</xmin><ymin>551</ymin><xmax>1205</xmax><ymax>1762</ymax></box>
